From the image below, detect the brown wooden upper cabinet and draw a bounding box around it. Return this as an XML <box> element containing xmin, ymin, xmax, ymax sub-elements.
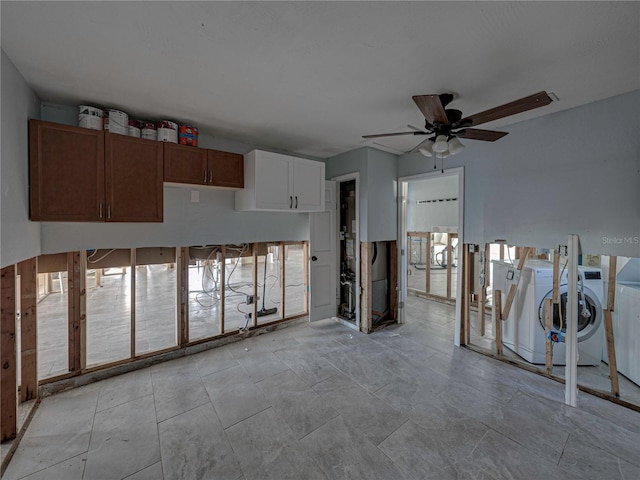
<box><xmin>164</xmin><ymin>143</ymin><xmax>244</xmax><ymax>189</ymax></box>
<box><xmin>29</xmin><ymin>119</ymin><xmax>163</xmax><ymax>222</ymax></box>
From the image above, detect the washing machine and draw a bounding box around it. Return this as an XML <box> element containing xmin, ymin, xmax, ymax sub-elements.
<box><xmin>605</xmin><ymin>257</ymin><xmax>640</xmax><ymax>386</ymax></box>
<box><xmin>492</xmin><ymin>259</ymin><xmax>604</xmax><ymax>366</ymax></box>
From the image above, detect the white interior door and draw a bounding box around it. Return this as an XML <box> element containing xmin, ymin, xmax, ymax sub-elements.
<box><xmin>309</xmin><ymin>180</ymin><xmax>337</xmax><ymax>321</ymax></box>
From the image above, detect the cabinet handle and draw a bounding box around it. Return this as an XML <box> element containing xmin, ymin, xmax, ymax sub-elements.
<box><xmin>209</xmin><ymin>171</ymin><xmax>213</xmax><ymax>183</ymax></box>
<box><xmin>107</xmin><ymin>203</ymin><xmax>111</xmax><ymax>219</ymax></box>
<box><xmin>290</xmin><ymin>196</ymin><xmax>293</xmax><ymax>208</ymax></box>
<box><xmin>99</xmin><ymin>203</ymin><xmax>103</xmax><ymax>218</ymax></box>
<box><xmin>204</xmin><ymin>170</ymin><xmax>207</xmax><ymax>183</ymax></box>
<box><xmin>295</xmin><ymin>196</ymin><xmax>298</xmax><ymax>209</ymax></box>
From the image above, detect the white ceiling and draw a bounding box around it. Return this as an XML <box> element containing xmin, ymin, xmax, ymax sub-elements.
<box><xmin>2</xmin><ymin>1</ymin><xmax>639</xmax><ymax>158</ymax></box>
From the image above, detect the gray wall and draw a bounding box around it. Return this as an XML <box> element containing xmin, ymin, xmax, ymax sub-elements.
<box><xmin>36</xmin><ymin>103</ymin><xmax>311</xmax><ymax>254</ymax></box>
<box><xmin>1</xmin><ymin>50</ymin><xmax>41</xmax><ymax>267</ymax></box>
<box><xmin>398</xmin><ymin>90</ymin><xmax>640</xmax><ymax>257</ymax></box>
<box><xmin>325</xmin><ymin>147</ymin><xmax>397</xmax><ymax>242</ymax></box>
<box><xmin>407</xmin><ymin>175</ymin><xmax>458</xmax><ymax>232</ymax></box>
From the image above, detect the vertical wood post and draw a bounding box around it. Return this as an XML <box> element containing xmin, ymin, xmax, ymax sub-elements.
<box><xmin>603</xmin><ymin>256</ymin><xmax>620</xmax><ymax>397</ymax></box>
<box><xmin>446</xmin><ymin>234</ymin><xmax>453</xmax><ymax>299</ymax></box>
<box><xmin>425</xmin><ymin>234</ymin><xmax>431</xmax><ymax>294</ymax></box>
<box><xmin>220</xmin><ymin>246</ymin><xmax>226</xmax><ymax>334</ymax></box>
<box><xmin>18</xmin><ymin>258</ymin><xmax>38</xmax><ymax>402</ymax></box>
<box><xmin>79</xmin><ymin>250</ymin><xmax>87</xmax><ymax>370</ymax></box>
<box><xmin>494</xmin><ymin>289</ymin><xmax>503</xmax><ymax>355</ymax></box>
<box><xmin>178</xmin><ymin>247</ymin><xmax>189</xmax><ymax>345</ymax></box>
<box><xmin>389</xmin><ymin>241</ymin><xmax>398</xmax><ymax>320</ymax></box>
<box><xmin>67</xmin><ymin>252</ymin><xmax>82</xmax><ymax>372</ymax></box>
<box><xmin>279</xmin><ymin>243</ymin><xmax>285</xmax><ymax>319</ymax></box>
<box><xmin>252</xmin><ymin>243</ymin><xmax>258</xmax><ymax>327</ymax></box>
<box><xmin>360</xmin><ymin>242</ymin><xmax>372</xmax><ymax>333</ymax></box>
<box><xmin>303</xmin><ymin>241</ymin><xmax>309</xmax><ymax>314</ymax></box>
<box><xmin>1</xmin><ymin>265</ymin><xmax>18</xmax><ymax>441</ymax></box>
<box><xmin>553</xmin><ymin>252</ymin><xmax>561</xmax><ymax>304</ymax></box>
<box><xmin>499</xmin><ymin>243</ymin><xmax>505</xmax><ymax>261</ymax></box>
<box><xmin>545</xmin><ymin>297</ymin><xmax>553</xmax><ymax>375</ymax></box>
<box><xmin>464</xmin><ymin>244</ymin><xmax>471</xmax><ymax>345</ymax></box>
<box><xmin>478</xmin><ymin>243</ymin><xmax>489</xmax><ymax>336</ymax></box>
<box><xmin>130</xmin><ymin>249</ymin><xmax>136</xmax><ymax>358</ymax></box>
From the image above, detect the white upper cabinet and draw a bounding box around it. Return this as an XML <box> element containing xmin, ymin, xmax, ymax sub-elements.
<box><xmin>235</xmin><ymin>150</ymin><xmax>325</xmax><ymax>212</ymax></box>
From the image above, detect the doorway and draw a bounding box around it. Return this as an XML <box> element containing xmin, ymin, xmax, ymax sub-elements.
<box><xmin>398</xmin><ymin>168</ymin><xmax>464</xmax><ymax>344</ymax></box>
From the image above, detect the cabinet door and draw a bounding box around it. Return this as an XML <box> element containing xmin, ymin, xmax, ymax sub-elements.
<box><xmin>254</xmin><ymin>151</ymin><xmax>293</xmax><ymax>210</ymax></box>
<box><xmin>208</xmin><ymin>150</ymin><xmax>244</xmax><ymax>189</ymax></box>
<box><xmin>164</xmin><ymin>143</ymin><xmax>208</xmax><ymax>185</ymax></box>
<box><xmin>105</xmin><ymin>134</ymin><xmax>163</xmax><ymax>222</ymax></box>
<box><xmin>292</xmin><ymin>158</ymin><xmax>325</xmax><ymax>211</ymax></box>
<box><xmin>29</xmin><ymin>120</ymin><xmax>104</xmax><ymax>221</ymax></box>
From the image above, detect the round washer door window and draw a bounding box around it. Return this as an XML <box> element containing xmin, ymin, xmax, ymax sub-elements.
<box><xmin>538</xmin><ymin>284</ymin><xmax>602</xmax><ymax>342</ymax></box>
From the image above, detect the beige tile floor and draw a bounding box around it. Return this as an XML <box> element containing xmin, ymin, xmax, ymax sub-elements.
<box><xmin>4</xmin><ymin>295</ymin><xmax>640</xmax><ymax>479</ymax></box>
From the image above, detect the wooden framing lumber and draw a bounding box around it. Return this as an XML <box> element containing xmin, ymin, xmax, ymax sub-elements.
<box><xmin>279</xmin><ymin>243</ymin><xmax>286</xmax><ymax>319</ymax></box>
<box><xmin>1</xmin><ymin>265</ymin><xmax>18</xmax><ymax>441</ymax></box>
<box><xmin>494</xmin><ymin>289</ymin><xmax>503</xmax><ymax>355</ymax></box>
<box><xmin>178</xmin><ymin>247</ymin><xmax>189</xmax><ymax>345</ymax></box>
<box><xmin>478</xmin><ymin>244</ymin><xmax>489</xmax><ymax>336</ymax></box>
<box><xmin>545</xmin><ymin>298</ymin><xmax>553</xmax><ymax>375</ymax></box>
<box><xmin>360</xmin><ymin>242</ymin><xmax>372</xmax><ymax>333</ymax></box>
<box><xmin>501</xmin><ymin>247</ymin><xmax>532</xmax><ymax>321</ymax></box>
<box><xmin>130</xmin><ymin>249</ymin><xmax>136</xmax><ymax>358</ymax></box>
<box><xmin>446</xmin><ymin>234</ymin><xmax>454</xmax><ymax>299</ymax></box>
<box><xmin>463</xmin><ymin>244</ymin><xmax>471</xmax><ymax>345</ymax></box>
<box><xmin>252</xmin><ymin>243</ymin><xmax>258</xmax><ymax>327</ymax></box>
<box><xmin>220</xmin><ymin>246</ymin><xmax>226</xmax><ymax>334</ymax></box>
<box><xmin>603</xmin><ymin>256</ymin><xmax>620</xmax><ymax>397</ymax></box>
<box><xmin>18</xmin><ymin>258</ymin><xmax>38</xmax><ymax>402</ymax></box>
<box><xmin>67</xmin><ymin>252</ymin><xmax>83</xmax><ymax>372</ymax></box>
<box><xmin>389</xmin><ymin>241</ymin><xmax>398</xmax><ymax>320</ymax></box>
<box><xmin>553</xmin><ymin>253</ymin><xmax>560</xmax><ymax>304</ymax></box>
<box><xmin>303</xmin><ymin>241</ymin><xmax>309</xmax><ymax>314</ymax></box>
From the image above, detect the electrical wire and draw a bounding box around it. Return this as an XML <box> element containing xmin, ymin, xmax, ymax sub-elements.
<box><xmin>87</xmin><ymin>249</ymin><xmax>117</xmax><ymax>264</ymax></box>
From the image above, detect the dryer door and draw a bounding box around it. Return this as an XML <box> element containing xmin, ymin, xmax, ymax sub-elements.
<box><xmin>538</xmin><ymin>284</ymin><xmax>602</xmax><ymax>342</ymax></box>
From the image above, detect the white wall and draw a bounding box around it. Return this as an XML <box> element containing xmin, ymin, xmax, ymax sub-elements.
<box><xmin>34</xmin><ymin>103</ymin><xmax>312</xmax><ymax>254</ymax></box>
<box><xmin>325</xmin><ymin>147</ymin><xmax>397</xmax><ymax>242</ymax></box>
<box><xmin>398</xmin><ymin>90</ymin><xmax>640</xmax><ymax>257</ymax></box>
<box><xmin>366</xmin><ymin>148</ymin><xmax>397</xmax><ymax>242</ymax></box>
<box><xmin>406</xmin><ymin>175</ymin><xmax>458</xmax><ymax>232</ymax></box>
<box><xmin>1</xmin><ymin>50</ymin><xmax>41</xmax><ymax>267</ymax></box>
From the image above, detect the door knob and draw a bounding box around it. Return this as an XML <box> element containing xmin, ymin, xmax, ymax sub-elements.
<box><xmin>311</xmin><ymin>256</ymin><xmax>318</xmax><ymax>262</ymax></box>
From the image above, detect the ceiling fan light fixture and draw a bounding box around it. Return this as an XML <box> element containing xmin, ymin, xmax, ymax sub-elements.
<box><xmin>418</xmin><ymin>139</ymin><xmax>434</xmax><ymax>157</ymax></box>
<box><xmin>448</xmin><ymin>136</ymin><xmax>465</xmax><ymax>155</ymax></box>
<box><xmin>433</xmin><ymin>135</ymin><xmax>449</xmax><ymax>153</ymax></box>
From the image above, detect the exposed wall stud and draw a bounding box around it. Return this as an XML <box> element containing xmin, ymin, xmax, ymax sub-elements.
<box><xmin>1</xmin><ymin>265</ymin><xmax>18</xmax><ymax>441</ymax></box>
<box><xmin>18</xmin><ymin>258</ymin><xmax>38</xmax><ymax>402</ymax></box>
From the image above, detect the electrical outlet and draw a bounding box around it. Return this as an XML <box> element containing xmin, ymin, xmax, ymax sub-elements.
<box><xmin>246</xmin><ymin>295</ymin><xmax>255</xmax><ymax>305</ymax></box>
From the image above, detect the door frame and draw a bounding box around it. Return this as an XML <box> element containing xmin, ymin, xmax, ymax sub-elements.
<box><xmin>333</xmin><ymin>172</ymin><xmax>361</xmax><ymax>332</ymax></box>
<box><xmin>397</xmin><ymin>167</ymin><xmax>464</xmax><ymax>346</ymax></box>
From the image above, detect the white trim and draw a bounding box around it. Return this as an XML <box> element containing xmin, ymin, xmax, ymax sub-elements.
<box><xmin>397</xmin><ymin>167</ymin><xmax>464</xmax><ymax>345</ymax></box>
<box><xmin>332</xmin><ymin>172</ymin><xmax>361</xmax><ymax>331</ymax></box>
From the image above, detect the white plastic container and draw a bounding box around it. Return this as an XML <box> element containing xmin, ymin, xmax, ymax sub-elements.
<box><xmin>103</xmin><ymin>109</ymin><xmax>128</xmax><ymax>135</ymax></box>
<box><xmin>78</xmin><ymin>105</ymin><xmax>103</xmax><ymax>130</ymax></box>
<box><xmin>157</xmin><ymin>120</ymin><xmax>178</xmax><ymax>143</ymax></box>
<box><xmin>127</xmin><ymin>119</ymin><xmax>141</xmax><ymax>138</ymax></box>
<box><xmin>140</xmin><ymin>121</ymin><xmax>157</xmax><ymax>141</ymax></box>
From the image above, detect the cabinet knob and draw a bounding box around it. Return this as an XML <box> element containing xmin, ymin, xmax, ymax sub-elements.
<box><xmin>204</xmin><ymin>171</ymin><xmax>207</xmax><ymax>183</ymax></box>
<box><xmin>295</xmin><ymin>196</ymin><xmax>298</xmax><ymax>209</ymax></box>
<box><xmin>99</xmin><ymin>203</ymin><xmax>103</xmax><ymax>218</ymax></box>
<box><xmin>289</xmin><ymin>196</ymin><xmax>293</xmax><ymax>209</ymax></box>
<box><xmin>209</xmin><ymin>171</ymin><xmax>213</xmax><ymax>183</ymax></box>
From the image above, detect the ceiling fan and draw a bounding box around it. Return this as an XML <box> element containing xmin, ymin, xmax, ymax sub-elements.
<box><xmin>363</xmin><ymin>91</ymin><xmax>554</xmax><ymax>156</ymax></box>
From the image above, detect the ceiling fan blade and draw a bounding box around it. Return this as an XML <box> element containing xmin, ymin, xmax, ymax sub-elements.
<box><xmin>460</xmin><ymin>91</ymin><xmax>553</xmax><ymax>127</ymax></box>
<box><xmin>456</xmin><ymin>128</ymin><xmax>509</xmax><ymax>142</ymax></box>
<box><xmin>412</xmin><ymin>95</ymin><xmax>448</xmax><ymax>125</ymax></box>
<box><xmin>362</xmin><ymin>131</ymin><xmax>424</xmax><ymax>139</ymax></box>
